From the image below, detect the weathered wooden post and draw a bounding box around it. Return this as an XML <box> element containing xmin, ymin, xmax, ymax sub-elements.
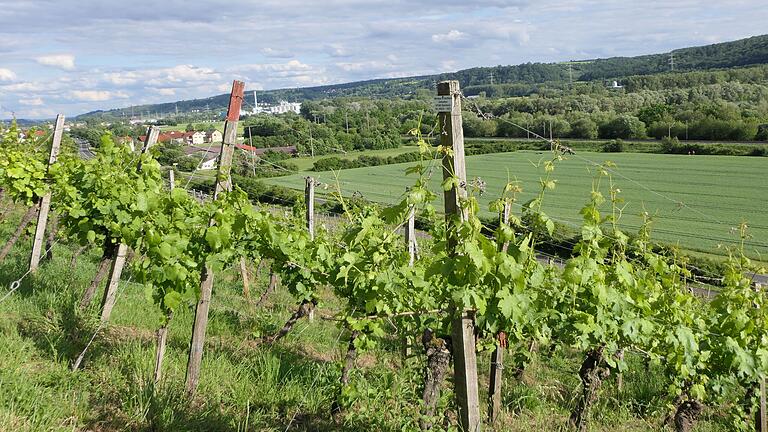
<box><xmin>760</xmin><ymin>376</ymin><xmax>767</xmax><ymax>432</ymax></box>
<box><xmin>168</xmin><ymin>168</ymin><xmax>175</xmax><ymax>190</ymax></box>
<box><xmin>438</xmin><ymin>80</ymin><xmax>481</xmax><ymax>432</ymax></box>
<box><xmin>154</xmin><ymin>169</ymin><xmax>177</xmax><ymax>385</ymax></box>
<box><xmin>488</xmin><ymin>201</ymin><xmax>512</xmax><ymax>423</ymax></box>
<box><xmin>757</xmin><ymin>282</ymin><xmax>767</xmax><ymax>432</ymax></box>
<box><xmin>406</xmin><ymin>204</ymin><xmax>416</xmax><ymax>267</ymax></box>
<box><xmin>240</xmin><ymin>258</ymin><xmax>251</xmax><ymax>299</ymax></box>
<box><xmin>305</xmin><ymin>176</ymin><xmax>315</xmax><ymax>240</ymax></box>
<box><xmin>98</xmin><ymin>126</ymin><xmax>160</xmax><ymax>323</ymax></box>
<box><xmin>402</xmin><ymin>204</ymin><xmax>417</xmax><ymax>358</ymax></box>
<box><xmin>185</xmin><ymin>80</ymin><xmax>245</xmax><ymax>396</ymax></box>
<box><xmin>29</xmin><ymin>114</ymin><xmax>64</xmax><ymax>272</ymax></box>
<box><xmin>305</xmin><ymin>176</ymin><xmax>316</xmax><ymax>320</ymax></box>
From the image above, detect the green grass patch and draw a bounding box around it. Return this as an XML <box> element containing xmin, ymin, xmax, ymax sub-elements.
<box><xmin>266</xmin><ymin>150</ymin><xmax>768</xmax><ymax>260</ymax></box>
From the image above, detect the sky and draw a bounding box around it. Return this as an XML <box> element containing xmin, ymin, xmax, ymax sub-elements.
<box><xmin>0</xmin><ymin>0</ymin><xmax>765</xmax><ymax>119</ymax></box>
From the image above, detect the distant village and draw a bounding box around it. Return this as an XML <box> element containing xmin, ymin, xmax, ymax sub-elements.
<box><xmin>2</xmin><ymin>95</ymin><xmax>302</xmax><ymax>172</ymax></box>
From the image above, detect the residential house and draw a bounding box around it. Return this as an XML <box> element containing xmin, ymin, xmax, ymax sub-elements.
<box><xmin>185</xmin><ymin>131</ymin><xmax>205</xmax><ymax>145</ymax></box>
<box><xmin>205</xmin><ymin>129</ymin><xmax>223</xmax><ymax>143</ymax></box>
<box><xmin>184</xmin><ymin>145</ymin><xmax>220</xmax><ymax>170</ymax></box>
<box><xmin>166</xmin><ymin>131</ymin><xmax>186</xmax><ymax>144</ymax></box>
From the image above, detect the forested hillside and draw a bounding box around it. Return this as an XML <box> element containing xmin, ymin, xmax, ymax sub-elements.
<box><xmin>78</xmin><ymin>34</ymin><xmax>768</xmax><ymax>120</ymax></box>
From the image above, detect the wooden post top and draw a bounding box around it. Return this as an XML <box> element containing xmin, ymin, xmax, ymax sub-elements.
<box><xmin>226</xmin><ymin>80</ymin><xmax>245</xmax><ymax>121</ymax></box>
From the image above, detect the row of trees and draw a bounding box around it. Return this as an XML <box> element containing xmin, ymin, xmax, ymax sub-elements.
<box><xmin>240</xmin><ymin>98</ymin><xmax>425</xmax><ymax>156</ymax></box>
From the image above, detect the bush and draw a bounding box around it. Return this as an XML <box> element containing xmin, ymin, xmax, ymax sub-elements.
<box><xmin>599</xmin><ymin>115</ymin><xmax>647</xmax><ymax>139</ymax></box>
<box><xmin>232</xmin><ymin>175</ymin><xmax>301</xmax><ymax>206</ymax></box>
<box><xmin>602</xmin><ymin>139</ymin><xmax>624</xmax><ymax>152</ymax></box>
<box><xmin>660</xmin><ymin>136</ymin><xmax>681</xmax><ymax>153</ymax></box>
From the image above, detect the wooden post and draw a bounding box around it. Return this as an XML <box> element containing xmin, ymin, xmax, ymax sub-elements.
<box><xmin>757</xmin><ymin>282</ymin><xmax>767</xmax><ymax>432</ymax></box>
<box><xmin>168</xmin><ymin>169</ymin><xmax>175</xmax><ymax>190</ymax></box>
<box><xmin>305</xmin><ymin>176</ymin><xmax>315</xmax><ymax>320</ymax></box>
<box><xmin>185</xmin><ymin>80</ymin><xmax>244</xmax><ymax>397</ymax></box>
<box><xmin>29</xmin><ymin>114</ymin><xmax>64</xmax><ymax>272</ymax></box>
<box><xmin>240</xmin><ymin>258</ymin><xmax>251</xmax><ymax>299</ymax></box>
<box><xmin>760</xmin><ymin>376</ymin><xmax>767</xmax><ymax>432</ymax></box>
<box><xmin>305</xmin><ymin>176</ymin><xmax>315</xmax><ymax>240</ymax></box>
<box><xmin>439</xmin><ymin>80</ymin><xmax>481</xmax><ymax>432</ymax></box>
<box><xmin>402</xmin><ymin>204</ymin><xmax>417</xmax><ymax>358</ymax></box>
<box><xmin>99</xmin><ymin>243</ymin><xmax>128</xmax><ymax>321</ymax></box>
<box><xmin>153</xmin><ymin>169</ymin><xmax>176</xmax><ymax>384</ymax></box>
<box><xmin>98</xmin><ymin>126</ymin><xmax>159</xmax><ymax>323</ymax></box>
<box><xmin>154</xmin><ymin>315</ymin><xmax>171</xmax><ymax>384</ymax></box>
<box><xmin>488</xmin><ymin>201</ymin><xmax>512</xmax><ymax>423</ymax></box>
<box><xmin>406</xmin><ymin>204</ymin><xmax>416</xmax><ymax>267</ymax></box>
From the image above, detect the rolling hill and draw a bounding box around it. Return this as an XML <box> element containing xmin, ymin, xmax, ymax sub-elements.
<box><xmin>77</xmin><ymin>34</ymin><xmax>768</xmax><ymax>120</ymax></box>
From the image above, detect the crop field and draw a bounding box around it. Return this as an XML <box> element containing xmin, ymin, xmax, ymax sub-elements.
<box><xmin>268</xmin><ymin>151</ymin><xmax>768</xmax><ymax>260</ymax></box>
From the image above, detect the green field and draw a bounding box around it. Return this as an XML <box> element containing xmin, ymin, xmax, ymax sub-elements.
<box><xmin>267</xmin><ymin>151</ymin><xmax>768</xmax><ymax>260</ymax></box>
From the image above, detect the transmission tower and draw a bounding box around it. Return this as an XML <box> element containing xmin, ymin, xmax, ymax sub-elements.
<box><xmin>669</xmin><ymin>52</ymin><xmax>675</xmax><ymax>72</ymax></box>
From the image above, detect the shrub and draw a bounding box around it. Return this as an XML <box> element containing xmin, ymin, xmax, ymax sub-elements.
<box><xmin>602</xmin><ymin>139</ymin><xmax>624</xmax><ymax>153</ymax></box>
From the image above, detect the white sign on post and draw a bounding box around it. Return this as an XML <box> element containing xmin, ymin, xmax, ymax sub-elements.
<box><xmin>434</xmin><ymin>95</ymin><xmax>453</xmax><ymax>113</ymax></box>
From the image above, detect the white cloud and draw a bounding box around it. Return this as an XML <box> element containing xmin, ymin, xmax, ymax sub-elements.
<box><xmin>103</xmin><ymin>71</ymin><xmax>139</xmax><ymax>85</ymax></box>
<box><xmin>18</xmin><ymin>97</ymin><xmax>44</xmax><ymax>106</ymax></box>
<box><xmin>35</xmin><ymin>54</ymin><xmax>76</xmax><ymax>71</ymax></box>
<box><xmin>432</xmin><ymin>30</ymin><xmax>466</xmax><ymax>43</ymax></box>
<box><xmin>216</xmin><ymin>82</ymin><xmax>233</xmax><ymax>92</ymax></box>
<box><xmin>69</xmin><ymin>90</ymin><xmax>128</xmax><ymax>101</ymax></box>
<box><xmin>0</xmin><ymin>68</ymin><xmax>16</xmax><ymax>81</ymax></box>
<box><xmin>324</xmin><ymin>44</ymin><xmax>352</xmax><ymax>58</ymax></box>
<box><xmin>237</xmin><ymin>59</ymin><xmax>313</xmax><ymax>73</ymax></box>
<box><xmin>0</xmin><ymin>0</ymin><xmax>765</xmax><ymax>118</ymax></box>
<box><xmin>260</xmin><ymin>47</ymin><xmax>293</xmax><ymax>58</ymax></box>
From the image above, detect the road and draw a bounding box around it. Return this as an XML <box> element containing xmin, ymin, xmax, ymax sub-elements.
<box><xmin>74</xmin><ymin>137</ymin><xmax>95</xmax><ymax>160</ymax></box>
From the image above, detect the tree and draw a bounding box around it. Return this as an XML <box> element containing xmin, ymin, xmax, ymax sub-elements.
<box><xmin>185</xmin><ymin>123</ymin><xmax>195</xmax><ymax>132</ymax></box>
<box><xmin>570</xmin><ymin>117</ymin><xmax>599</xmax><ymax>139</ymax></box>
<box><xmin>599</xmin><ymin>115</ymin><xmax>647</xmax><ymax>139</ymax></box>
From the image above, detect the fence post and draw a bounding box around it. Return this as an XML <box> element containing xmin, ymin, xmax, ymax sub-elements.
<box><xmin>760</xmin><ymin>376</ymin><xmax>767</xmax><ymax>432</ymax></box>
<box><xmin>439</xmin><ymin>80</ymin><xmax>481</xmax><ymax>432</ymax></box>
<box><xmin>168</xmin><ymin>168</ymin><xmax>175</xmax><ymax>191</ymax></box>
<box><xmin>185</xmin><ymin>80</ymin><xmax>244</xmax><ymax>396</ymax></box>
<box><xmin>29</xmin><ymin>114</ymin><xmax>64</xmax><ymax>272</ymax></box>
<box><xmin>98</xmin><ymin>125</ymin><xmax>159</xmax><ymax>323</ymax></box>
<box><xmin>757</xmin><ymin>282</ymin><xmax>767</xmax><ymax>432</ymax></box>
<box><xmin>305</xmin><ymin>176</ymin><xmax>316</xmax><ymax>320</ymax></box>
<box><xmin>401</xmin><ymin>204</ymin><xmax>417</xmax><ymax>358</ymax></box>
<box><xmin>240</xmin><ymin>258</ymin><xmax>251</xmax><ymax>299</ymax></box>
<box><xmin>305</xmin><ymin>176</ymin><xmax>315</xmax><ymax>240</ymax></box>
<box><xmin>488</xmin><ymin>201</ymin><xmax>511</xmax><ymax>423</ymax></box>
<box><xmin>406</xmin><ymin>204</ymin><xmax>416</xmax><ymax>267</ymax></box>
<box><xmin>154</xmin><ymin>169</ymin><xmax>178</xmax><ymax>384</ymax></box>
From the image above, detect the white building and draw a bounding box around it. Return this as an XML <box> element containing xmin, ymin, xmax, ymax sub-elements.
<box><xmin>205</xmin><ymin>130</ymin><xmax>223</xmax><ymax>143</ymax></box>
<box><xmin>199</xmin><ymin>157</ymin><xmax>217</xmax><ymax>170</ymax></box>
<box><xmin>250</xmin><ymin>92</ymin><xmax>302</xmax><ymax>115</ymax></box>
<box><xmin>185</xmin><ymin>131</ymin><xmax>206</xmax><ymax>145</ymax></box>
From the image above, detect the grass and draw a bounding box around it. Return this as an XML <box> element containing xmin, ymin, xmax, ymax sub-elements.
<box><xmin>0</xmin><ymin>203</ymin><xmax>742</xmax><ymax>431</ymax></box>
<box><xmin>266</xmin><ymin>150</ymin><xmax>768</xmax><ymax>261</ymax></box>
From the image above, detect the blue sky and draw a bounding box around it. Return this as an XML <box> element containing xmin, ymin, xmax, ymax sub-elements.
<box><xmin>0</xmin><ymin>0</ymin><xmax>765</xmax><ymax>119</ymax></box>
